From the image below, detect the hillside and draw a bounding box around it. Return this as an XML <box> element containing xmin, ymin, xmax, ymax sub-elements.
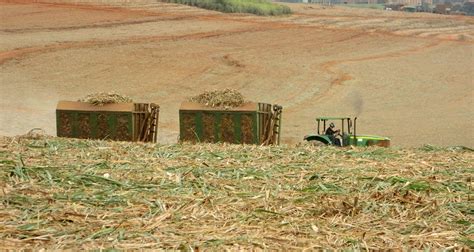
<box><xmin>0</xmin><ymin>135</ymin><xmax>473</xmax><ymax>249</ymax></box>
<box><xmin>1</xmin><ymin>0</ymin><xmax>472</xmax><ymax>249</ymax></box>
<box><xmin>0</xmin><ymin>0</ymin><xmax>473</xmax><ymax>148</ymax></box>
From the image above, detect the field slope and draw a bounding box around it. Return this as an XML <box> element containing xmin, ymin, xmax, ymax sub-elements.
<box><xmin>1</xmin><ymin>136</ymin><xmax>473</xmax><ymax>249</ymax></box>
<box><xmin>0</xmin><ymin>0</ymin><xmax>473</xmax><ymax>148</ymax></box>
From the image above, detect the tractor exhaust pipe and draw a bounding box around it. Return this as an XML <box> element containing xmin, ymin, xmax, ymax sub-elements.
<box><xmin>354</xmin><ymin>117</ymin><xmax>357</xmax><ymax>144</ymax></box>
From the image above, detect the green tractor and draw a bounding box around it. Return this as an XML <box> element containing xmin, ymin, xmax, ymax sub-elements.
<box><xmin>303</xmin><ymin>117</ymin><xmax>390</xmax><ymax>147</ymax></box>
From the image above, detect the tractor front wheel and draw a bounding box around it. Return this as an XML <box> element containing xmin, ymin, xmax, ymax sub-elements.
<box><xmin>307</xmin><ymin>140</ymin><xmax>328</xmax><ymax>147</ymax></box>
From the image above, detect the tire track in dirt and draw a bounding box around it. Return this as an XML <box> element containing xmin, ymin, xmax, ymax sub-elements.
<box><xmin>0</xmin><ymin>1</ymin><xmax>305</xmax><ymax>64</ymax></box>
<box><xmin>2</xmin><ymin>0</ymin><xmax>266</xmax><ymax>33</ymax></box>
<box><xmin>294</xmin><ymin>12</ymin><xmax>474</xmax><ymax>21</ymax></box>
<box><xmin>0</xmin><ymin>0</ymin><xmax>307</xmax><ymax>65</ymax></box>
<box><xmin>4</xmin><ymin>0</ymin><xmax>473</xmax><ymax>43</ymax></box>
<box><xmin>1</xmin><ymin>0</ymin><xmax>160</xmax><ymax>16</ymax></box>
<box><xmin>284</xmin><ymin>39</ymin><xmax>445</xmax><ymax>111</ymax></box>
<box><xmin>5</xmin><ymin>0</ymin><xmax>474</xmax><ymax>43</ymax></box>
<box><xmin>2</xmin><ymin>0</ymin><xmax>258</xmax><ymax>26</ymax></box>
<box><xmin>1</xmin><ymin>16</ymin><xmax>193</xmax><ymax>33</ymax></box>
<box><xmin>1</xmin><ymin>0</ymin><xmax>221</xmax><ymax>33</ymax></box>
<box><xmin>0</xmin><ymin>26</ymin><xmax>281</xmax><ymax>65</ymax></box>
<box><xmin>315</xmin><ymin>39</ymin><xmax>445</xmax><ymax>102</ymax></box>
<box><xmin>1</xmin><ymin>1</ymin><xmax>467</xmax><ymax>70</ymax></box>
<box><xmin>290</xmin><ymin>11</ymin><xmax>474</xmax><ymax>43</ymax></box>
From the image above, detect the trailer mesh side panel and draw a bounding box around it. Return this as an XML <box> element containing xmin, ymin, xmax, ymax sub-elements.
<box><xmin>178</xmin><ymin>102</ymin><xmax>280</xmax><ymax>145</ymax></box>
<box><xmin>57</xmin><ymin>101</ymin><xmax>159</xmax><ymax>143</ymax></box>
<box><xmin>181</xmin><ymin>112</ymin><xmax>197</xmax><ymax>142</ymax></box>
<box><xmin>221</xmin><ymin>113</ymin><xmax>235</xmax><ymax>143</ymax></box>
<box><xmin>116</xmin><ymin>114</ymin><xmax>131</xmax><ymax>141</ymax></box>
<box><xmin>241</xmin><ymin>114</ymin><xmax>254</xmax><ymax>144</ymax></box>
<box><xmin>202</xmin><ymin>112</ymin><xmax>216</xmax><ymax>143</ymax></box>
<box><xmin>58</xmin><ymin>112</ymin><xmax>73</xmax><ymax>137</ymax></box>
<box><xmin>78</xmin><ymin>113</ymin><xmax>91</xmax><ymax>139</ymax></box>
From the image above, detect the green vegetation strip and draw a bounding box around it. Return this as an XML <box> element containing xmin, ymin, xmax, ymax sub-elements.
<box><xmin>0</xmin><ymin>136</ymin><xmax>473</xmax><ymax>249</ymax></box>
<box><xmin>168</xmin><ymin>0</ymin><xmax>291</xmax><ymax>16</ymax></box>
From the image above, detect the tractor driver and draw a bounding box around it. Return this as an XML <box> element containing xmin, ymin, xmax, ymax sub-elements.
<box><xmin>325</xmin><ymin>122</ymin><xmax>342</xmax><ymax>146</ymax></box>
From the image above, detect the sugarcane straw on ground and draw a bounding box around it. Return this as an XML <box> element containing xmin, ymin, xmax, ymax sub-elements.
<box><xmin>0</xmin><ymin>136</ymin><xmax>472</xmax><ymax>250</ymax></box>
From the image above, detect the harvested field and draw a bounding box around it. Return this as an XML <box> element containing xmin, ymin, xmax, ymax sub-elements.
<box><xmin>0</xmin><ymin>1</ymin><xmax>472</xmax><ymax>249</ymax></box>
<box><xmin>0</xmin><ymin>0</ymin><xmax>473</xmax><ymax>147</ymax></box>
<box><xmin>0</xmin><ymin>136</ymin><xmax>473</xmax><ymax>249</ymax></box>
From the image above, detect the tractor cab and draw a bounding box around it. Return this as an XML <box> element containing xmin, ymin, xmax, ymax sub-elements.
<box><xmin>304</xmin><ymin>117</ymin><xmax>391</xmax><ymax>147</ymax></box>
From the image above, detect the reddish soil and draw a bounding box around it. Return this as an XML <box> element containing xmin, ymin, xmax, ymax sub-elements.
<box><xmin>1</xmin><ymin>0</ymin><xmax>473</xmax><ymax>147</ymax></box>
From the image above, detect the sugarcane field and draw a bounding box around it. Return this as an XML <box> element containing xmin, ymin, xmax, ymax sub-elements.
<box><xmin>0</xmin><ymin>0</ymin><xmax>473</xmax><ymax>250</ymax></box>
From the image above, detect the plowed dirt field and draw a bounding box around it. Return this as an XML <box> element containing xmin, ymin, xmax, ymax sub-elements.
<box><xmin>1</xmin><ymin>0</ymin><xmax>473</xmax><ymax>147</ymax></box>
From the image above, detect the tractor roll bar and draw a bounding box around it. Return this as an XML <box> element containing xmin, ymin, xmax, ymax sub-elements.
<box><xmin>341</xmin><ymin>119</ymin><xmax>344</xmax><ymax>134</ymax></box>
<box><xmin>354</xmin><ymin>117</ymin><xmax>357</xmax><ymax>143</ymax></box>
<box><xmin>317</xmin><ymin>119</ymin><xmax>320</xmax><ymax>135</ymax></box>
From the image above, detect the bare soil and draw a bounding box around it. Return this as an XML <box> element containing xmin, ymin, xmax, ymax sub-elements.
<box><xmin>1</xmin><ymin>0</ymin><xmax>473</xmax><ymax>147</ymax></box>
